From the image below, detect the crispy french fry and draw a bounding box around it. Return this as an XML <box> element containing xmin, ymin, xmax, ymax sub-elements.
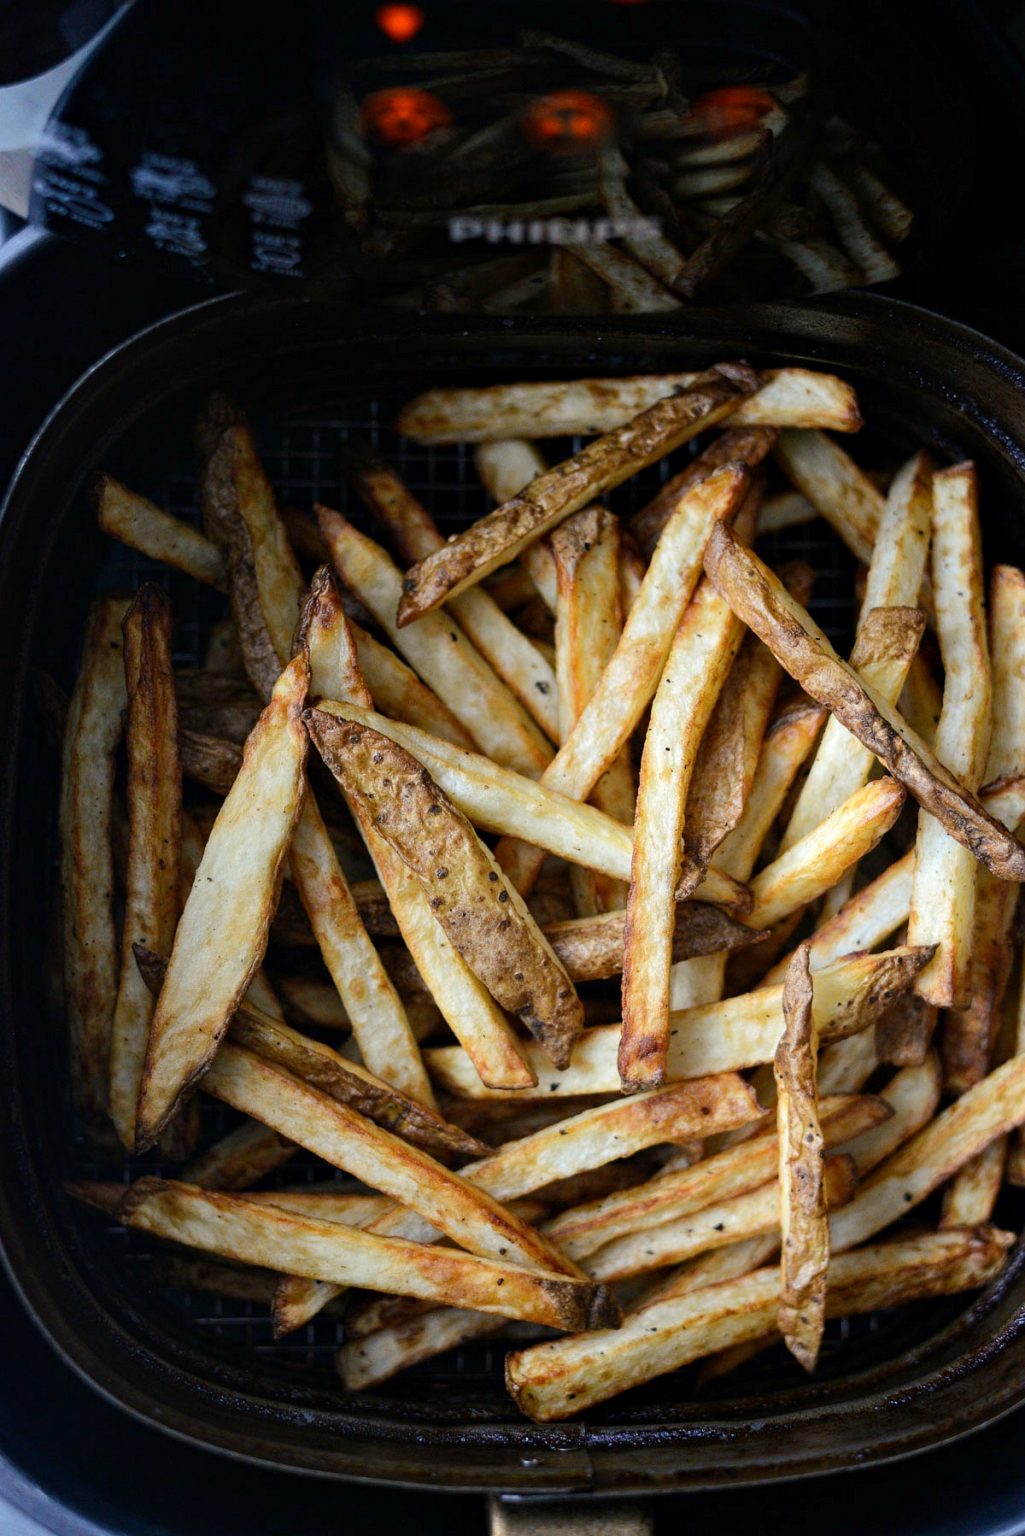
<box><xmin>621</xmin><ymin>581</ymin><xmax>744</xmax><ymax>1087</ymax></box>
<box><xmin>774</xmin><ymin>430</ymin><xmax>884</xmax><ymax>565</ymax></box>
<box><xmin>551</xmin><ymin>507</ymin><xmax>634</xmax><ymax>914</ymax></box>
<box><xmin>543</xmin><ymin>903</ymin><xmax>765</xmax><ymax>983</ymax></box>
<box><xmin>763</xmin><ymin>851</ymin><xmax>914</xmax><ymax>986</ymax></box>
<box><xmin>61</xmin><ymin>597</ymin><xmax>129</xmax><ymax>1128</ymax></box>
<box><xmin>338</xmin><ymin>1306</ymin><xmax>507</xmax><ymax>1389</ymax></box>
<box><xmin>352</xmin><ymin>626</ymin><xmax>477</xmax><ymax>748</ymax></box>
<box><xmin>108</xmin><ymin>587</ymin><xmax>182</xmax><ymax>1152</ymax></box>
<box><xmin>495</xmin><ymin>462</ymin><xmax>750</xmax><ymax>896</ymax></box>
<box><xmin>715</xmin><ymin>698</ymin><xmax>826</xmax><ymax>882</ymax></box>
<box><xmin>505</xmin><ymin>1228</ymin><xmax>1010</xmax><ymax>1420</ymax></box>
<box><xmin>342</xmin><ymin>444</ymin><xmax>560</xmax><ymax>740</ymax></box>
<box><xmin>586</xmin><ymin>1151</ymin><xmax>855</xmax><ymax>1285</ymax></box>
<box><xmin>318</xmin><ymin>508</ymin><xmax>552</xmax><ymax>777</ymax></box>
<box><xmin>831</xmin><ymin>1053</ymin><xmax>1025</xmax><ymax>1251</ymax></box>
<box><xmin>397</xmin><ymin>369</ymin><xmax>862</xmax><ymax>444</ymax></box>
<box><xmin>295</xmin><ymin>573</ymin><xmax>435</xmax><ymax>1105</ymax></box>
<box><xmin>702</xmin><ymin>522</ymin><xmax>1025</xmax><ymax>881</ymax></box>
<box><xmin>307</xmin><ymin>714</ymin><xmax>583</xmax><ymax>1069</ymax></box>
<box><xmin>565</xmin><ymin>241</ymin><xmax>681</xmax><ymax>314</ymax></box>
<box><xmin>630</xmin><ymin>428</ymin><xmax>778</xmax><ymax>557</ymax></box>
<box><xmin>748</xmin><ymin>777</ymin><xmax>905</xmax><ymax>930</ymax></box>
<box><xmin>900</xmin><ymin>653</ymin><xmax>943</xmax><ymax>748</ymax></box>
<box><xmin>94</xmin><ymin>475</ymin><xmax>226</xmax><ymax>589</ymax></box>
<box><xmin>426</xmin><ymin>946</ymin><xmax>932</xmax><ymax>1099</ymax></box>
<box><xmin>89</xmin><ymin>1177</ymin><xmax>617</xmax><ymax>1331</ymax></box>
<box><xmin>941</xmin><ymin>1136</ymin><xmax>1007</xmax><ymax>1227</ymax></box>
<box><xmin>204</xmin><ymin>1045</ymin><xmax>570</xmax><ymax>1278</ymax></box>
<box><xmin>810</xmin><ymin>163</ymin><xmax>900</xmax><ymax>284</ymax></box>
<box><xmin>396</xmin><ymin>368</ymin><xmax>756</xmax><ymax>622</ymax></box>
<box><xmin>182</xmin><ymin>1119</ymin><xmax>297</xmax><ymax>1190</ymax></box>
<box><xmin>908</xmin><ymin>464</ymin><xmax>992</xmax><ymax>1006</ymax></box>
<box><xmin>839</xmin><ymin>1056</ymin><xmax>943</xmax><ymax>1175</ymax></box>
<box><xmin>546</xmin><ymin>1094</ymin><xmax>887</xmax><ymax>1261</ymax></box>
<box><xmin>774</xmin><ymin>943</ymin><xmax>827</xmax><ymax>1370</ymax></box>
<box><xmin>153</xmin><ymin>1254</ymin><xmax>294</xmax><ymax>1308</ymax></box>
<box><xmin>474</xmin><ymin>441</ymin><xmax>558</xmax><ymax>610</ymax></box>
<box><xmin>135</xmin><ymin>656</ymin><xmax>308</xmax><ymax>1149</ymax></box>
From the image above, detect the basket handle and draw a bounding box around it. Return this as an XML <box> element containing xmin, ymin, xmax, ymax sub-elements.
<box><xmin>489</xmin><ymin>1496</ymin><xmax>653</xmax><ymax>1535</ymax></box>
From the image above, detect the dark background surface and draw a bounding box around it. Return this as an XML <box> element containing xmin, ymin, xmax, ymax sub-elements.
<box><xmin>5</xmin><ymin>0</ymin><xmax>1025</xmax><ymax>1527</ymax></box>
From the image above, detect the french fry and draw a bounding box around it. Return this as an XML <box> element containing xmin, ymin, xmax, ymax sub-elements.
<box><xmin>621</xmin><ymin>581</ymin><xmax>744</xmax><ymax>1087</ymax></box>
<box><xmin>426</xmin><ymin>946</ymin><xmax>933</xmax><ymax>1099</ymax></box>
<box><xmin>900</xmin><ymin>653</ymin><xmax>943</xmax><ymax>748</ymax></box>
<box><xmin>295</xmin><ymin>573</ymin><xmax>435</xmax><ymax>1106</ymax></box>
<box><xmin>585</xmin><ymin>1151</ymin><xmax>855</xmax><ymax>1285</ymax></box>
<box><xmin>338</xmin><ymin>1306</ymin><xmax>507</xmax><ymax>1390</ymax></box>
<box><xmin>774</xmin><ymin>943</ymin><xmax>827</xmax><ymax>1370</ymax></box>
<box><xmin>204</xmin><ymin>1045</ymin><xmax>572</xmax><ymax>1278</ymax></box>
<box><xmin>182</xmin><ymin>1119</ymin><xmax>297</xmax><ymax>1191</ymax></box>
<box><xmin>774</xmin><ymin>430</ymin><xmax>884</xmax><ymax>565</ymax></box>
<box><xmin>474</xmin><ymin>441</ymin><xmax>558</xmax><ymax>611</ymax></box>
<box><xmin>135</xmin><ymin>656</ymin><xmax>308</xmax><ymax>1149</ymax></box>
<box><xmin>543</xmin><ymin>903</ymin><xmax>765</xmax><ymax>984</ymax></box>
<box><xmin>307</xmin><ymin>715</ymin><xmax>583</xmax><ymax>1069</ymax></box>
<box><xmin>943</xmin><ymin>569</ymin><xmax>1025</xmax><ymax>1089</ymax></box>
<box><xmin>351</xmin><ymin>626</ymin><xmax>477</xmax><ymax>749</ymax></box>
<box><xmin>545</xmin><ymin>1094</ymin><xmax>887</xmax><ymax>1262</ymax></box>
<box><xmin>830</xmin><ymin>1053</ymin><xmax>1025</xmax><ymax>1251</ymax></box>
<box><xmin>153</xmin><ymin>1254</ymin><xmax>295</xmax><ymax>1308</ymax></box>
<box><xmin>762</xmin><ymin>851</ymin><xmax>914</xmax><ymax>986</ymax></box>
<box><xmin>304</xmin><ymin>578</ymin><xmax>535</xmax><ymax>1091</ymax></box>
<box><xmin>277</xmin><ymin>975</ymin><xmax>350</xmax><ymax>1030</ymax></box>
<box><xmin>87</xmin><ymin>1178</ymin><xmax>617</xmax><ymax>1332</ymax></box>
<box><xmin>810</xmin><ymin>163</ymin><xmax>901</xmax><ymax>284</ymax></box>
<box><xmin>397</xmin><ymin>370</ymin><xmax>862</xmax><ymax>444</ymax></box>
<box><xmin>756</xmin><ymin>491</ymin><xmax>817</xmax><ymax>534</ymax></box>
<box><xmin>566</xmin><ymin>242</ymin><xmax>681</xmax><ymax>314</ymax></box>
<box><xmin>107</xmin><ymin>587</ymin><xmax>182</xmax><ymax>1152</ymax></box>
<box><xmin>596</xmin><ymin>148</ymin><xmax>688</xmax><ymax>295</ymax></box>
<box><xmin>941</xmin><ymin>1136</ymin><xmax>1008</xmax><ymax>1227</ymax></box>
<box><xmin>551</xmin><ymin>507</ymin><xmax>634</xmax><ymax>914</ymax></box>
<box><xmin>342</xmin><ymin>444</ymin><xmax>560</xmax><ymax>740</ymax></box>
<box><xmin>747</xmin><ymin>777</ymin><xmax>905</xmax><ymax>930</ymax></box>
<box><xmin>94</xmin><ymin>475</ymin><xmax>226</xmax><ymax>589</ymax></box>
<box><xmin>60</xmin><ymin>597</ymin><xmax>129</xmax><ymax>1128</ymax></box>
<box><xmin>312</xmin><ymin>699</ymin><xmax>745</xmax><ymax>911</ymax></box>
<box><xmin>714</xmin><ymin>698</ymin><xmax>826</xmax><ymax>882</ymax></box>
<box><xmin>396</xmin><ymin>368</ymin><xmax>756</xmax><ymax>622</ymax></box>
<box><xmin>204</xmin><ymin>617</ymin><xmax>244</xmax><ymax>675</ymax></box>
<box><xmin>630</xmin><ymin>428</ymin><xmax>778</xmax><ymax>557</ymax></box>
<box><xmin>495</xmin><ymin>462</ymin><xmax>750</xmax><ymax>896</ymax></box>
<box><xmin>702</xmin><ymin>522</ymin><xmax>1025</xmax><ymax>880</ymax></box>
<box><xmin>505</xmin><ymin>1228</ymin><xmax>1011</xmax><ymax>1420</ymax></box>
<box><xmin>318</xmin><ymin>508</ymin><xmax>552</xmax><ymax>777</ymax></box>
<box><xmin>908</xmin><ymin>464</ymin><xmax>992</xmax><ymax>1006</ymax></box>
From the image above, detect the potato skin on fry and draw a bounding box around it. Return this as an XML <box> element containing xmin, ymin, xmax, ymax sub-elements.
<box><xmin>307</xmin><ymin>714</ymin><xmax>583</xmax><ymax>1068</ymax></box>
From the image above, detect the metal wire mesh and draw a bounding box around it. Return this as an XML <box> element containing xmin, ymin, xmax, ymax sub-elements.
<box><xmin>70</xmin><ymin>388</ymin><xmax>944</xmax><ymax>1403</ymax></box>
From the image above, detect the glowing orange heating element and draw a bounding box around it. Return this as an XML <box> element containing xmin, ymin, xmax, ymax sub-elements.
<box><xmin>693</xmin><ymin>86</ymin><xmax>777</xmax><ymax>138</ymax></box>
<box><xmin>361</xmin><ymin>87</ymin><xmax>451</xmax><ymax>146</ymax></box>
<box><xmin>375</xmin><ymin>4</ymin><xmax>425</xmax><ymax>43</ymax></box>
<box><xmin>522</xmin><ymin>90</ymin><xmax>614</xmax><ymax>155</ymax></box>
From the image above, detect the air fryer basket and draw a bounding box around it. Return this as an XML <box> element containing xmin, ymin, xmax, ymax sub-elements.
<box><xmin>4</xmin><ymin>293</ymin><xmax>1025</xmax><ymax>1495</ymax></box>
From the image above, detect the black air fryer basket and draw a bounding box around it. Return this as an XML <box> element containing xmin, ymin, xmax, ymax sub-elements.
<box><xmin>4</xmin><ymin>293</ymin><xmax>1025</xmax><ymax>1495</ymax></box>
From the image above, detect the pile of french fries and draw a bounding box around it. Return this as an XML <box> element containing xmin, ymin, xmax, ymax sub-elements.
<box><xmin>332</xmin><ymin>32</ymin><xmax>913</xmax><ymax>311</ymax></box>
<box><xmin>61</xmin><ymin>358</ymin><xmax>1025</xmax><ymax>1424</ymax></box>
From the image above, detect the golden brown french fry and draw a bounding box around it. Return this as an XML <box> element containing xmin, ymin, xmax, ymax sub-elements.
<box><xmin>551</xmin><ymin>506</ymin><xmax>634</xmax><ymax>914</ymax></box>
<box><xmin>426</xmin><ymin>946</ymin><xmax>932</xmax><ymax>1098</ymax></box>
<box><xmin>630</xmin><ymin>428</ymin><xmax>778</xmax><ymax>557</ymax></box>
<box><xmin>505</xmin><ymin>1228</ymin><xmax>1010</xmax><ymax>1420</ymax></box>
<box><xmin>831</xmin><ymin>1053</ymin><xmax>1025</xmax><ymax>1250</ymax></box>
<box><xmin>621</xmin><ymin>581</ymin><xmax>744</xmax><ymax>1087</ymax></box>
<box><xmin>810</xmin><ymin>163</ymin><xmax>900</xmax><ymax>283</ymax></box>
<box><xmin>204</xmin><ymin>1045</ymin><xmax>569</xmax><ymax>1277</ymax></box>
<box><xmin>338</xmin><ymin>1306</ymin><xmax>507</xmax><ymax>1389</ymax></box>
<box><xmin>838</xmin><ymin>1056</ymin><xmax>943</xmax><ymax>1175</ymax></box>
<box><xmin>153</xmin><ymin>1254</ymin><xmax>295</xmax><ymax>1308</ymax></box>
<box><xmin>295</xmin><ymin>573</ymin><xmax>435</xmax><ymax>1106</ymax></box>
<box><xmin>900</xmin><ymin>653</ymin><xmax>943</xmax><ymax>748</ymax></box>
<box><xmin>702</xmin><ymin>522</ymin><xmax>1025</xmax><ymax>880</ymax></box>
<box><xmin>495</xmin><ymin>462</ymin><xmax>750</xmax><ymax>896</ymax></box>
<box><xmin>908</xmin><ymin>464</ymin><xmax>992</xmax><ymax>1006</ymax></box>
<box><xmin>108</xmin><ymin>587</ymin><xmax>182</xmax><ymax>1152</ymax></box>
<box><xmin>474</xmin><ymin>441</ymin><xmax>558</xmax><ymax>611</ymax></box>
<box><xmin>543</xmin><ymin>903</ymin><xmax>765</xmax><ymax>983</ymax></box>
<box><xmin>397</xmin><ymin>368</ymin><xmax>756</xmax><ymax>623</ymax></box>
<box><xmin>586</xmin><ymin>1151</ymin><xmax>855</xmax><ymax>1285</ymax></box>
<box><xmin>94</xmin><ymin>474</ymin><xmax>226</xmax><ymax>589</ymax></box>
<box><xmin>774</xmin><ymin>943</ymin><xmax>827</xmax><ymax>1370</ymax></box>
<box><xmin>352</xmin><ymin>626</ymin><xmax>477</xmax><ymax>748</ymax></box>
<box><xmin>748</xmin><ymin>777</ymin><xmax>905</xmax><ymax>930</ymax></box>
<box><xmin>562</xmin><ymin>242</ymin><xmax>682</xmax><ymax>313</ymax></box>
<box><xmin>774</xmin><ymin>429</ymin><xmax>884</xmax><ymax>565</ymax></box>
<box><xmin>941</xmin><ymin>1136</ymin><xmax>1007</xmax><ymax>1227</ymax></box>
<box><xmin>182</xmin><ymin>1119</ymin><xmax>297</xmax><ymax>1190</ymax></box>
<box><xmin>61</xmin><ymin>597</ymin><xmax>129</xmax><ymax>1129</ymax></box>
<box><xmin>307</xmin><ymin>714</ymin><xmax>583</xmax><ymax>1069</ymax></box>
<box><xmin>318</xmin><ymin>509</ymin><xmax>552</xmax><ymax>777</ymax></box>
<box><xmin>545</xmin><ymin>1094</ymin><xmax>887</xmax><ymax>1261</ymax></box>
<box><xmin>343</xmin><ymin>444</ymin><xmax>560</xmax><ymax>740</ymax></box>
<box><xmin>135</xmin><ymin>656</ymin><xmax>308</xmax><ymax>1149</ymax></box>
<box><xmin>875</xmin><ymin>993</ymin><xmax>938</xmax><ymax>1068</ymax></box>
<box><xmin>91</xmin><ymin>1177</ymin><xmax>617</xmax><ymax>1331</ymax></box>
<box><xmin>762</xmin><ymin>851</ymin><xmax>914</xmax><ymax>986</ymax></box>
<box><xmin>397</xmin><ymin>369</ymin><xmax>862</xmax><ymax>444</ymax></box>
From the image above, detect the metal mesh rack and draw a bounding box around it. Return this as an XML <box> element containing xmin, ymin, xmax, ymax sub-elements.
<box><xmin>67</xmin><ymin>386</ymin><xmax>970</xmax><ymax>1409</ymax></box>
